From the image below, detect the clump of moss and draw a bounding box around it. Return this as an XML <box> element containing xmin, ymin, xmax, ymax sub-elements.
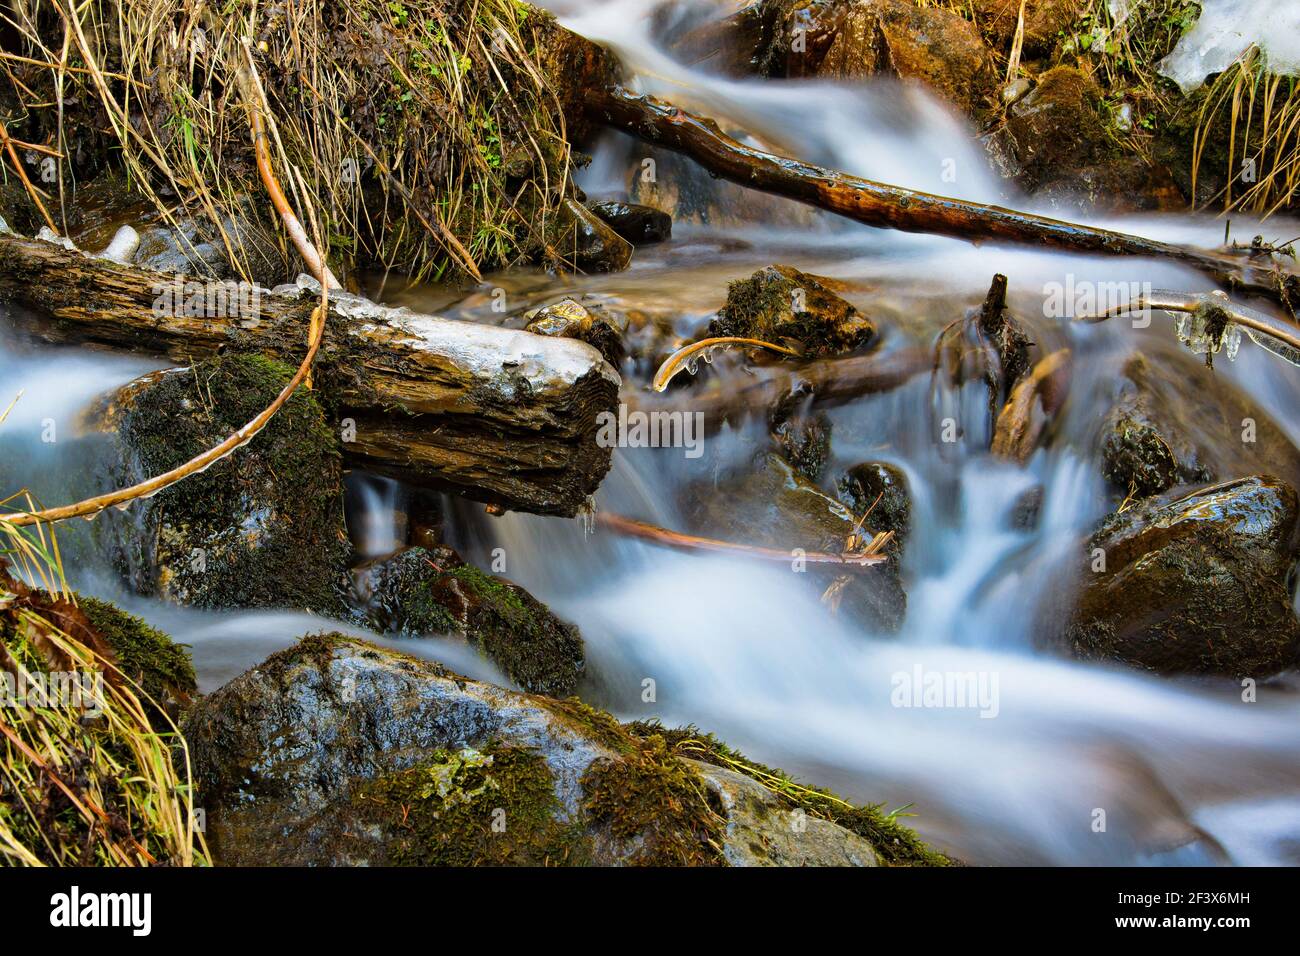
<box><xmin>353</xmin><ymin>742</ymin><xmax>591</xmax><ymax>865</ymax></box>
<box><xmin>580</xmin><ymin>731</ymin><xmax>725</xmax><ymax>867</ymax></box>
<box><xmin>540</xmin><ymin>695</ymin><xmax>638</xmax><ymax>756</ymax></box>
<box><xmin>1102</xmin><ymin>416</ymin><xmax>1180</xmax><ymax>498</ymax></box>
<box><xmin>110</xmin><ymin>353</ymin><xmax>350</xmax><ymax>614</ymax></box>
<box><xmin>710</xmin><ymin>264</ymin><xmax>875</xmax><ymax>358</ymax></box>
<box><xmin>76</xmin><ymin>595</ymin><xmax>196</xmax><ymax>718</ymax></box>
<box><xmin>361</xmin><ymin>546</ymin><xmax>584</xmax><ymax>696</ymax></box>
<box><xmin>628</xmin><ymin>721</ymin><xmax>953</xmax><ymax>866</ymax></box>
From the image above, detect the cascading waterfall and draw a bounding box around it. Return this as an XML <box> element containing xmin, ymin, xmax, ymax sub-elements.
<box><xmin>438</xmin><ymin>0</ymin><xmax>1300</xmax><ymax>864</ymax></box>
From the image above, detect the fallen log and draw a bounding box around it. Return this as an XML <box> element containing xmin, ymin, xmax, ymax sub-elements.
<box><xmin>587</xmin><ymin>87</ymin><xmax>1300</xmax><ymax>316</ymax></box>
<box><xmin>0</xmin><ymin>232</ymin><xmax>619</xmax><ymax>517</ymax></box>
<box><xmin>629</xmin><ymin>344</ymin><xmax>930</xmax><ymax>424</ymax></box>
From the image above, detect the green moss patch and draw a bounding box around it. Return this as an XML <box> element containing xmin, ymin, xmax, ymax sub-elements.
<box><xmin>580</xmin><ymin>731</ymin><xmax>725</xmax><ymax>867</ymax></box>
<box><xmin>112</xmin><ymin>353</ymin><xmax>350</xmax><ymax>614</ymax></box>
<box><xmin>361</xmin><ymin>546</ymin><xmax>584</xmax><ymax>696</ymax></box>
<box><xmin>629</xmin><ymin>721</ymin><xmax>953</xmax><ymax>866</ymax></box>
<box><xmin>77</xmin><ymin>595</ymin><xmax>196</xmax><ymax>717</ymax></box>
<box><xmin>354</xmin><ymin>743</ymin><xmax>591</xmax><ymax>865</ymax></box>
<box><xmin>710</xmin><ymin>264</ymin><xmax>875</xmax><ymax>358</ymax></box>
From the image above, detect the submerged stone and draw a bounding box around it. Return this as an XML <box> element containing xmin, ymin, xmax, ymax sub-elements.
<box><xmin>1070</xmin><ymin>476</ymin><xmax>1300</xmax><ymax>676</ymax></box>
<box><xmin>1100</xmin><ymin>352</ymin><xmax>1300</xmax><ymax>501</ymax></box>
<box><xmin>586</xmin><ymin>200</ymin><xmax>672</xmax><ymax>246</ymax></box>
<box><xmin>354</xmin><ymin>545</ymin><xmax>584</xmax><ymax>696</ymax></box>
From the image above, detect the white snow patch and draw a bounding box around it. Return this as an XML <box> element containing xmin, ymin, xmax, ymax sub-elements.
<box><xmin>1158</xmin><ymin>0</ymin><xmax>1300</xmax><ymax>93</ymax></box>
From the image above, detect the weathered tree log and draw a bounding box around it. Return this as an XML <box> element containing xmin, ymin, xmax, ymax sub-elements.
<box><xmin>0</xmin><ymin>233</ymin><xmax>619</xmax><ymax>517</ymax></box>
<box><xmin>629</xmin><ymin>344</ymin><xmax>930</xmax><ymax>424</ymax></box>
<box><xmin>587</xmin><ymin>87</ymin><xmax>1300</xmax><ymax>317</ymax></box>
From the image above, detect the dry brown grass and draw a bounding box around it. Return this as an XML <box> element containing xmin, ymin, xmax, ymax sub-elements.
<box><xmin>0</xmin><ymin>0</ymin><xmax>575</xmax><ymax>281</ymax></box>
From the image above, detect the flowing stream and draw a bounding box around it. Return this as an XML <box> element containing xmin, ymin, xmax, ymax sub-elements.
<box><xmin>5</xmin><ymin>0</ymin><xmax>1300</xmax><ymax>865</ymax></box>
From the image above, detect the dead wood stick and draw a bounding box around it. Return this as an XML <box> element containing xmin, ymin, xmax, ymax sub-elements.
<box><xmin>239</xmin><ymin>43</ymin><xmax>341</xmax><ymax>290</ymax></box>
<box><xmin>629</xmin><ymin>345</ymin><xmax>930</xmax><ymax>424</ymax></box>
<box><xmin>991</xmin><ymin>348</ymin><xmax>1071</xmax><ymax>463</ymax></box>
<box><xmin>0</xmin><ymin>121</ymin><xmax>55</xmax><ymax>232</ymax></box>
<box><xmin>587</xmin><ymin>87</ymin><xmax>1300</xmax><ymax>315</ymax></box>
<box><xmin>596</xmin><ymin>513</ymin><xmax>888</xmax><ymax>567</ymax></box>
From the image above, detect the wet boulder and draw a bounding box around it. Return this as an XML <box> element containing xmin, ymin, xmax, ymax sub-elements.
<box><xmin>99</xmin><ymin>355</ymin><xmax>351</xmax><ymax>615</ymax></box>
<box><xmin>681</xmin><ymin>453</ymin><xmax>906</xmax><ymax>632</ymax></box>
<box><xmin>662</xmin><ymin>0</ymin><xmax>771</xmax><ymax>76</ymax></box>
<box><xmin>77</xmin><ymin>596</ymin><xmax>197</xmax><ymax>720</ymax></box>
<box><xmin>762</xmin><ymin>0</ymin><xmax>997</xmax><ymax>114</ymax></box>
<box><xmin>1100</xmin><ymin>352</ymin><xmax>1300</xmax><ymax>500</ymax></box>
<box><xmin>553</xmin><ymin>198</ymin><xmax>633</xmax><ymax>273</ymax></box>
<box><xmin>587</xmin><ymin>200</ymin><xmax>673</xmax><ymax>246</ymax></box>
<box><xmin>524</xmin><ymin>297</ymin><xmax>627</xmax><ymax>368</ymax></box>
<box><xmin>1070</xmin><ymin>476</ymin><xmax>1300</xmax><ymax>676</ymax></box>
<box><xmin>711</xmin><ymin>264</ymin><xmax>875</xmax><ymax>358</ymax></box>
<box><xmin>838</xmin><ymin>461</ymin><xmax>911</xmax><ymax>543</ymax></box>
<box><xmin>628</xmin><ymin>142</ymin><xmax>818</xmax><ymax>229</ymax></box>
<box><xmin>353</xmin><ymin>545</ymin><xmax>585</xmax><ymax>697</ymax></box>
<box><xmin>184</xmin><ymin>634</ymin><xmax>896</xmax><ymax>866</ymax></box>
<box><xmin>1004</xmin><ymin>67</ymin><xmax>1109</xmax><ymax>193</ymax></box>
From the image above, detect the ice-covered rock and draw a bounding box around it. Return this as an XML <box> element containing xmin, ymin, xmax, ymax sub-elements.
<box><xmin>1158</xmin><ymin>0</ymin><xmax>1300</xmax><ymax>93</ymax></box>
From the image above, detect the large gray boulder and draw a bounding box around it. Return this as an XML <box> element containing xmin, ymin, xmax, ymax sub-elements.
<box><xmin>185</xmin><ymin>634</ymin><xmax>903</xmax><ymax>866</ymax></box>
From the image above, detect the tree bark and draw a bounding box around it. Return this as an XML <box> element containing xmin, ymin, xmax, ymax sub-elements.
<box><xmin>587</xmin><ymin>87</ymin><xmax>1300</xmax><ymax>317</ymax></box>
<box><xmin>0</xmin><ymin>233</ymin><xmax>618</xmax><ymax>517</ymax></box>
<box><xmin>629</xmin><ymin>345</ymin><xmax>930</xmax><ymax>424</ymax></box>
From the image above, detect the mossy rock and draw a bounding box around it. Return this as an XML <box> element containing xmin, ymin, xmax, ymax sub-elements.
<box><xmin>77</xmin><ymin>595</ymin><xmax>196</xmax><ymax>719</ymax></box>
<box><xmin>102</xmin><ymin>354</ymin><xmax>350</xmax><ymax>614</ymax></box>
<box><xmin>1070</xmin><ymin>476</ymin><xmax>1300</xmax><ymax>676</ymax></box>
<box><xmin>680</xmin><ymin>453</ymin><xmax>906</xmax><ymax>633</ymax></box>
<box><xmin>580</xmin><ymin>731</ymin><xmax>723</xmax><ymax>866</ymax></box>
<box><xmin>186</xmin><ymin>633</ymin><xmax>932</xmax><ymax>866</ymax></box>
<box><xmin>1004</xmin><ymin>66</ymin><xmax>1113</xmax><ymax>194</ymax></box>
<box><xmin>355</xmin><ymin>545</ymin><xmax>585</xmax><ymax>696</ymax></box>
<box><xmin>710</xmin><ymin>264</ymin><xmax>875</xmax><ymax>358</ymax></box>
<box><xmin>627</xmin><ymin>720</ymin><xmax>952</xmax><ymax>866</ymax></box>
